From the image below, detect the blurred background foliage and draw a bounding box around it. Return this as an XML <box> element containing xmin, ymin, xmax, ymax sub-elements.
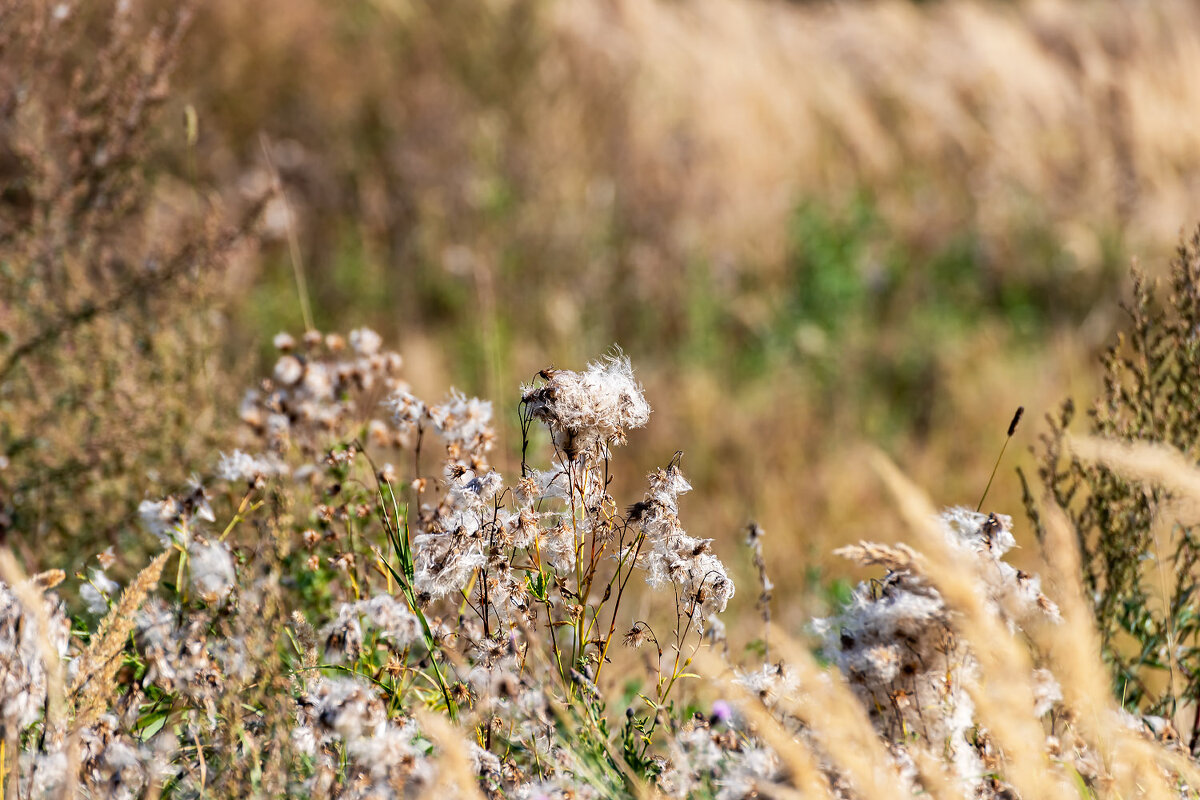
<box><xmin>6</xmin><ymin>0</ymin><xmax>1200</xmax><ymax>627</ymax></box>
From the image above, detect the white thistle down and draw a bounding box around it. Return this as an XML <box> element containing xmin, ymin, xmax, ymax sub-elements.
<box><xmin>630</xmin><ymin>463</ymin><xmax>735</xmax><ymax>632</ymax></box>
<box><xmin>216</xmin><ymin>449</ymin><xmax>288</xmax><ymax>486</ymax></box>
<box><xmin>815</xmin><ymin>508</ymin><xmax>1062</xmax><ymax>794</ymax></box>
<box><xmin>521</xmin><ymin>353</ymin><xmax>651</xmax><ymax>461</ymax></box>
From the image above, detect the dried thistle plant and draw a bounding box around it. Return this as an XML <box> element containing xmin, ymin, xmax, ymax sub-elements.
<box><xmin>0</xmin><ymin>322</ymin><xmax>1194</xmax><ymax>798</ymax></box>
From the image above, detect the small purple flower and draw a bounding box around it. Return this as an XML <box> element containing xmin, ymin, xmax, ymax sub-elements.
<box><xmin>710</xmin><ymin>699</ymin><xmax>733</xmax><ymax>725</ymax></box>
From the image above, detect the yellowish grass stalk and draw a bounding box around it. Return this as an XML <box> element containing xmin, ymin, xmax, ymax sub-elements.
<box><xmin>832</xmin><ymin>540</ymin><xmax>919</xmax><ymax>573</ymax></box>
<box><xmin>1148</xmin><ymin>512</ymin><xmax>1183</xmax><ymax>724</ymax></box>
<box><xmin>1067</xmin><ymin>436</ymin><xmax>1200</xmax><ymax>524</ymax></box>
<box><xmin>0</xmin><ymin>550</ymin><xmax>66</xmax><ymax>734</ymax></box>
<box><xmin>908</xmin><ymin>746</ymin><xmax>959</xmax><ymax>800</ymax></box>
<box><xmin>70</xmin><ymin>549</ymin><xmax>172</xmax><ymax>730</ymax></box>
<box><xmin>0</xmin><ymin>554</ymin><xmax>78</xmax><ymax>796</ymax></box>
<box><xmin>0</xmin><ymin>550</ymin><xmax>75</xmax><ymax>799</ymax></box>
<box><xmin>414</xmin><ymin>707</ymin><xmax>488</xmax><ymax>800</ymax></box>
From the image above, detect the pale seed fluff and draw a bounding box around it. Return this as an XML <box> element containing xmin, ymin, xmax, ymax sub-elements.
<box><xmin>387</xmin><ymin>390</ymin><xmax>426</xmax><ymax>426</ymax></box>
<box><xmin>427</xmin><ymin>389</ymin><xmax>494</xmax><ymax>452</ymax></box>
<box><xmin>632</xmin><ymin>463</ymin><xmax>734</xmax><ymax>632</ymax></box>
<box><xmin>521</xmin><ymin>352</ymin><xmax>651</xmax><ymax>460</ymax></box>
<box><xmin>815</xmin><ymin>506</ymin><xmax>1065</xmax><ymax>795</ymax></box>
<box><xmin>188</xmin><ymin>539</ymin><xmax>236</xmax><ymax>605</ymax></box>
<box><xmin>274</xmin><ymin>354</ymin><xmax>304</xmax><ymax>386</ymax></box>
<box><xmin>216</xmin><ymin>449</ymin><xmax>288</xmax><ymax>484</ymax></box>
<box><xmin>330</xmin><ymin>594</ymin><xmax>422</xmax><ymax>648</ymax></box>
<box><xmin>1032</xmin><ymin>667</ymin><xmax>1063</xmax><ymax>717</ymax></box>
<box><xmin>81</xmin><ymin>568</ymin><xmax>119</xmax><ymax>615</ymax></box>
<box><xmin>137</xmin><ymin>486</ymin><xmax>213</xmax><ymax>547</ymax></box>
<box><xmin>305</xmin><ymin>676</ymin><xmax>386</xmax><ymax>742</ymax></box>
<box><xmin>348</xmin><ymin>327</ymin><xmax>383</xmax><ymax>356</ymax></box>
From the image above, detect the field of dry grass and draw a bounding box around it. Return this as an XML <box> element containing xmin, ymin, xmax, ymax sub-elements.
<box><xmin>7</xmin><ymin>0</ymin><xmax>1200</xmax><ymax>796</ymax></box>
<box><xmin>170</xmin><ymin>0</ymin><xmax>1200</xmax><ymax>599</ymax></box>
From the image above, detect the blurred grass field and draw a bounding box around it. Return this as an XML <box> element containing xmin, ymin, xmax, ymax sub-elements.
<box><xmin>7</xmin><ymin>0</ymin><xmax>1200</xmax><ymax>627</ymax></box>
<box><xmin>13</xmin><ymin>2</ymin><xmax>1200</xmax><ymax>795</ymax></box>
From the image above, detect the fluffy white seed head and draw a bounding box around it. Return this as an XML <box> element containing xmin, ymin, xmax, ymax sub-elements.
<box><xmin>188</xmin><ymin>539</ymin><xmax>236</xmax><ymax>605</ymax></box>
<box><xmin>521</xmin><ymin>353</ymin><xmax>651</xmax><ymax>461</ymax></box>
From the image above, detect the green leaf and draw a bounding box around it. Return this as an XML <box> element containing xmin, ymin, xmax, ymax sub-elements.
<box><xmin>139</xmin><ymin>712</ymin><xmax>168</xmax><ymax>741</ymax></box>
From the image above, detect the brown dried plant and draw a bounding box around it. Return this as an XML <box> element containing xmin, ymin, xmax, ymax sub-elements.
<box><xmin>1026</xmin><ymin>225</ymin><xmax>1200</xmax><ymax>744</ymax></box>
<box><xmin>0</xmin><ymin>0</ymin><xmax>264</xmax><ymax>567</ymax></box>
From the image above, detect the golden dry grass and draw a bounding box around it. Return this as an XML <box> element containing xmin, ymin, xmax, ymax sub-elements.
<box><xmin>555</xmin><ymin>0</ymin><xmax>1200</xmax><ymax>264</ymax></box>
<box><xmin>69</xmin><ymin>549</ymin><xmax>171</xmax><ymax>730</ymax></box>
<box><xmin>149</xmin><ymin>0</ymin><xmax>1200</xmax><ymax>616</ymax></box>
<box><xmin>10</xmin><ymin>2</ymin><xmax>1200</xmax><ymax>792</ymax></box>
